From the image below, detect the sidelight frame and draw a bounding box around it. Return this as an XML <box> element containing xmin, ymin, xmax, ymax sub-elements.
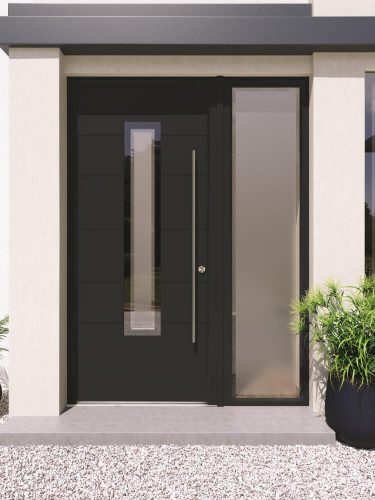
<box><xmin>222</xmin><ymin>77</ymin><xmax>310</xmax><ymax>406</ymax></box>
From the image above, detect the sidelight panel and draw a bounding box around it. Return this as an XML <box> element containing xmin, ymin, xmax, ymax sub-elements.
<box><xmin>232</xmin><ymin>88</ymin><xmax>300</xmax><ymax>399</ymax></box>
<box><xmin>124</xmin><ymin>122</ymin><xmax>161</xmax><ymax>336</ymax></box>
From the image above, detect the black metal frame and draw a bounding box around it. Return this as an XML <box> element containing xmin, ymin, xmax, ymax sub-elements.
<box><xmin>222</xmin><ymin>77</ymin><xmax>310</xmax><ymax>406</ymax></box>
<box><xmin>67</xmin><ymin>76</ymin><xmax>309</xmax><ymax>406</ymax></box>
<box><xmin>67</xmin><ymin>78</ymin><xmax>78</xmax><ymax>404</ymax></box>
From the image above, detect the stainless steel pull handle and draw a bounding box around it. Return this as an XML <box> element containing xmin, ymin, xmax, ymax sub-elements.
<box><xmin>192</xmin><ymin>149</ymin><xmax>196</xmax><ymax>344</ymax></box>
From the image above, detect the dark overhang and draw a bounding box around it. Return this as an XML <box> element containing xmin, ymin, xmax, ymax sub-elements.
<box><xmin>2</xmin><ymin>4</ymin><xmax>375</xmax><ymax>56</ymax></box>
<box><xmin>8</xmin><ymin>3</ymin><xmax>312</xmax><ymax>17</ymax></box>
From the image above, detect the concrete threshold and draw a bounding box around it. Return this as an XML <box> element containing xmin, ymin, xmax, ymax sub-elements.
<box><xmin>0</xmin><ymin>405</ymin><xmax>336</xmax><ymax>446</ymax></box>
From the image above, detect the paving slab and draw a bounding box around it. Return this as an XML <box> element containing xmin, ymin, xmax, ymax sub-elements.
<box><xmin>0</xmin><ymin>405</ymin><xmax>335</xmax><ymax>445</ymax></box>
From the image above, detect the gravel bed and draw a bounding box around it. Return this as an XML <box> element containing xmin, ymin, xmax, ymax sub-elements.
<box><xmin>0</xmin><ymin>396</ymin><xmax>374</xmax><ymax>499</ymax></box>
<box><xmin>0</xmin><ymin>443</ymin><xmax>373</xmax><ymax>499</ymax></box>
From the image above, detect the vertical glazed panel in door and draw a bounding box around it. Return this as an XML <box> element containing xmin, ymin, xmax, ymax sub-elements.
<box><xmin>124</xmin><ymin>122</ymin><xmax>161</xmax><ymax>336</ymax></box>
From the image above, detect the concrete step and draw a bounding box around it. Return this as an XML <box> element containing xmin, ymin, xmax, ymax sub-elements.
<box><xmin>0</xmin><ymin>405</ymin><xmax>336</xmax><ymax>446</ymax></box>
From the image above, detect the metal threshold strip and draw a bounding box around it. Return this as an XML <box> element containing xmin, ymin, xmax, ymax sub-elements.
<box><xmin>70</xmin><ymin>401</ymin><xmax>211</xmax><ymax>407</ymax></box>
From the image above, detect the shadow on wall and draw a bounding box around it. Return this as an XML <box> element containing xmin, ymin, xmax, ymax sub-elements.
<box><xmin>311</xmin><ymin>344</ymin><xmax>327</xmax><ymax>415</ymax></box>
<box><xmin>0</xmin><ymin>365</ymin><xmax>8</xmax><ymax>392</ymax></box>
<box><xmin>0</xmin><ymin>315</ymin><xmax>9</xmax><ymax>391</ymax></box>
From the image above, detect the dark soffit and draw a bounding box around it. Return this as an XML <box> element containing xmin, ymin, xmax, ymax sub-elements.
<box><xmin>2</xmin><ymin>9</ymin><xmax>375</xmax><ymax>55</ymax></box>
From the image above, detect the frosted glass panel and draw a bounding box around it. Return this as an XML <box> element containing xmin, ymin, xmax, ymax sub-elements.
<box><xmin>232</xmin><ymin>88</ymin><xmax>300</xmax><ymax>398</ymax></box>
<box><xmin>124</xmin><ymin>123</ymin><xmax>161</xmax><ymax>336</ymax></box>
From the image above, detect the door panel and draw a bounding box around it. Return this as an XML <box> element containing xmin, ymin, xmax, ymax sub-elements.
<box><xmin>77</xmin><ymin>230</ymin><xmax>123</xmax><ymax>282</ymax></box>
<box><xmin>76</xmin><ymin>323</ymin><xmax>208</xmax><ymax>401</ymax></box>
<box><xmin>77</xmin><ymin>136</ymin><xmax>124</xmax><ymax>175</ymax></box>
<box><xmin>77</xmin><ymin>177</ymin><xmax>123</xmax><ymax>229</ymax></box>
<box><xmin>161</xmin><ymin>230</ymin><xmax>191</xmax><ymax>282</ymax></box>
<box><xmin>161</xmin><ymin>176</ymin><xmax>192</xmax><ymax>229</ymax></box>
<box><xmin>77</xmin><ymin>283</ymin><xmax>124</xmax><ymax>323</ymax></box>
<box><xmin>160</xmin><ymin>178</ymin><xmax>207</xmax><ymax>230</ymax></box>
<box><xmin>77</xmin><ymin>114</ymin><xmax>208</xmax><ymax>136</ymax></box>
<box><xmin>70</xmin><ymin>79</ymin><xmax>215</xmax><ymax>402</ymax></box>
<box><xmin>162</xmin><ymin>136</ymin><xmax>208</xmax><ymax>175</ymax></box>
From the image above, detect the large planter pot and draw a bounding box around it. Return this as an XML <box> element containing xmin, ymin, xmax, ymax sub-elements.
<box><xmin>325</xmin><ymin>376</ymin><xmax>375</xmax><ymax>449</ymax></box>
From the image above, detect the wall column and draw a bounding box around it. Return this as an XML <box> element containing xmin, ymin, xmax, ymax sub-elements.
<box><xmin>9</xmin><ymin>48</ymin><xmax>66</xmax><ymax>416</ymax></box>
<box><xmin>310</xmin><ymin>53</ymin><xmax>366</xmax><ymax>412</ymax></box>
<box><xmin>313</xmin><ymin>0</ymin><xmax>375</xmax><ymax>16</ymax></box>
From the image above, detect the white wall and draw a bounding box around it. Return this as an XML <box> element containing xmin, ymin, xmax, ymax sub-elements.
<box><xmin>0</xmin><ymin>0</ymin><xmax>9</xmax><ymax>390</ymax></box>
<box><xmin>9</xmin><ymin>48</ymin><xmax>66</xmax><ymax>416</ymax></box>
<box><xmin>310</xmin><ymin>53</ymin><xmax>375</xmax><ymax>411</ymax></box>
<box><xmin>313</xmin><ymin>0</ymin><xmax>375</xmax><ymax>16</ymax></box>
<box><xmin>65</xmin><ymin>55</ymin><xmax>311</xmax><ymax>77</ymax></box>
<box><xmin>310</xmin><ymin>54</ymin><xmax>367</xmax><ymax>287</ymax></box>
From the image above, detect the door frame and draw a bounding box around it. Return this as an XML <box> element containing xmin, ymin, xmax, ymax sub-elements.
<box><xmin>222</xmin><ymin>77</ymin><xmax>310</xmax><ymax>406</ymax></box>
<box><xmin>67</xmin><ymin>77</ymin><xmax>222</xmax><ymax>405</ymax></box>
<box><xmin>67</xmin><ymin>76</ymin><xmax>309</xmax><ymax>406</ymax></box>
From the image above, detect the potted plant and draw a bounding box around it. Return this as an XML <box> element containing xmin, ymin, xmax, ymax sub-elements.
<box><xmin>291</xmin><ymin>277</ymin><xmax>375</xmax><ymax>449</ymax></box>
<box><xmin>0</xmin><ymin>315</ymin><xmax>9</xmax><ymax>402</ymax></box>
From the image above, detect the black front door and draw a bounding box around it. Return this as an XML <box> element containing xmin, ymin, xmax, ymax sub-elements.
<box><xmin>68</xmin><ymin>77</ymin><xmax>309</xmax><ymax>406</ymax></box>
<box><xmin>68</xmin><ymin>79</ymin><xmax>217</xmax><ymax>402</ymax></box>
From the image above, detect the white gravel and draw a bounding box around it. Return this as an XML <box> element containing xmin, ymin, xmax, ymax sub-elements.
<box><xmin>0</xmin><ymin>394</ymin><xmax>374</xmax><ymax>499</ymax></box>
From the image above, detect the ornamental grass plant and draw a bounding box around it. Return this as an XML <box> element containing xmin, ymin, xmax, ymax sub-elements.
<box><xmin>291</xmin><ymin>276</ymin><xmax>375</xmax><ymax>387</ymax></box>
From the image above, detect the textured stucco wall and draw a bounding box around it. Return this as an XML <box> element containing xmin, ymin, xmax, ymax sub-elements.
<box><xmin>313</xmin><ymin>0</ymin><xmax>375</xmax><ymax>16</ymax></box>
<box><xmin>65</xmin><ymin>55</ymin><xmax>312</xmax><ymax>77</ymax></box>
<box><xmin>9</xmin><ymin>48</ymin><xmax>66</xmax><ymax>416</ymax></box>
<box><xmin>310</xmin><ymin>53</ymin><xmax>375</xmax><ymax>411</ymax></box>
<box><xmin>0</xmin><ymin>0</ymin><xmax>9</xmax><ymax>390</ymax></box>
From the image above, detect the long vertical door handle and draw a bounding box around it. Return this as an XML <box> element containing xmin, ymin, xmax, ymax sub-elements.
<box><xmin>192</xmin><ymin>149</ymin><xmax>196</xmax><ymax>344</ymax></box>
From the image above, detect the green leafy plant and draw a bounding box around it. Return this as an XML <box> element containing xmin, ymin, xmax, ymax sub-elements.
<box><xmin>0</xmin><ymin>315</ymin><xmax>9</xmax><ymax>358</ymax></box>
<box><xmin>291</xmin><ymin>277</ymin><xmax>375</xmax><ymax>387</ymax></box>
